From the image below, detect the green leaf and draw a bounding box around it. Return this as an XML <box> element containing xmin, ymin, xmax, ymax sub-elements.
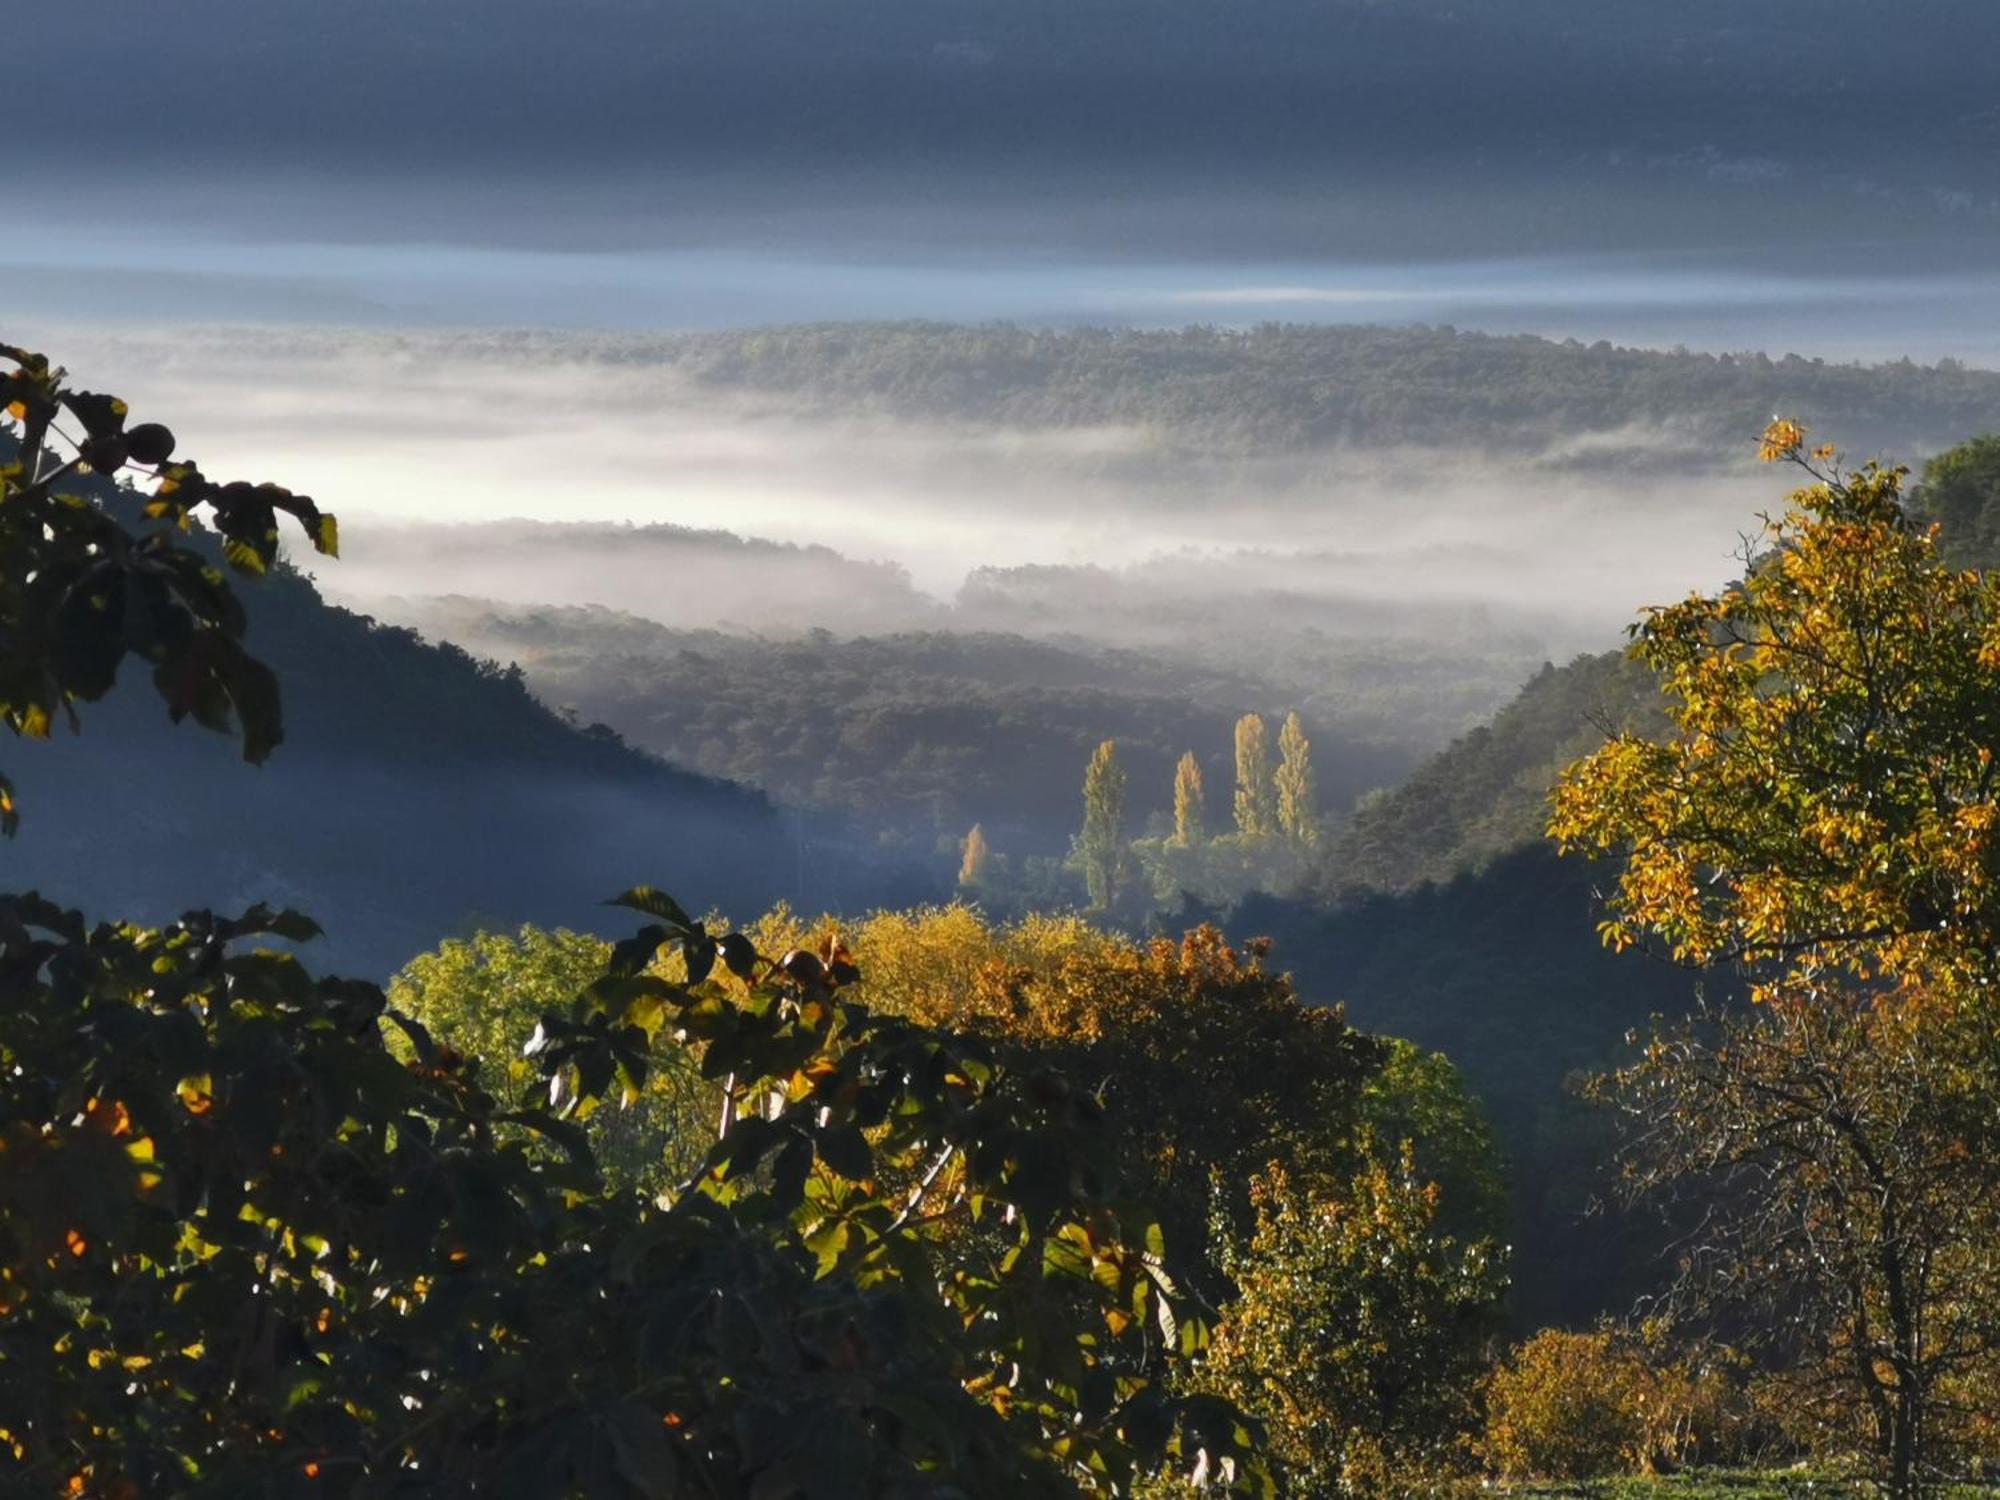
<box><xmin>609</xmin><ymin>923</ymin><xmax>670</xmax><ymax>978</ymax></box>
<box><xmin>607</xmin><ymin>887</ymin><xmax>695</xmax><ymax>930</ymax></box>
<box><xmin>806</xmin><ymin>1218</ymin><xmax>851</xmax><ymax>1278</ymax></box>
<box><xmin>604</xmin><ymin>1400</ymin><xmax>680</xmax><ymax>1500</ymax></box>
<box><xmin>719</xmin><ymin>931</ymin><xmax>759</xmax><ymax>980</ymax></box>
<box><xmin>815</xmin><ymin>1122</ymin><xmax>871</xmax><ymax>1182</ymax></box>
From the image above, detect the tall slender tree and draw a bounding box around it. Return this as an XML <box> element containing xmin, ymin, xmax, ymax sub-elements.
<box><xmin>1276</xmin><ymin>710</ymin><xmax>1320</xmax><ymax>846</ymax></box>
<box><xmin>958</xmin><ymin>823</ymin><xmax>993</xmax><ymax>887</ymax></box>
<box><xmin>1172</xmin><ymin>751</ymin><xmax>1207</xmax><ymax>846</ymax></box>
<box><xmin>1081</xmin><ymin>739</ymin><xmax>1127</xmax><ymax>910</ymax></box>
<box><xmin>1234</xmin><ymin>714</ymin><xmax>1278</xmax><ymax>840</ymax></box>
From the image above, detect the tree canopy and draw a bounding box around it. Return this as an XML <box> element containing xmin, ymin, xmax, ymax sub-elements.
<box><xmin>1552</xmin><ymin>425</ymin><xmax>2000</xmax><ymax>992</ymax></box>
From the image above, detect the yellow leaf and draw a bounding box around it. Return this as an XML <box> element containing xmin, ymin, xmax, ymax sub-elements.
<box><xmin>1758</xmin><ymin>417</ymin><xmax>1807</xmax><ymax>463</ymax></box>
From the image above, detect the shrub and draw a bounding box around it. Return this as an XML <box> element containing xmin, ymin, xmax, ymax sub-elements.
<box><xmin>1484</xmin><ymin>1329</ymin><xmax>1650</xmax><ymax>1479</ymax></box>
<box><xmin>1484</xmin><ymin>1328</ymin><xmax>1761</xmax><ymax>1479</ymax></box>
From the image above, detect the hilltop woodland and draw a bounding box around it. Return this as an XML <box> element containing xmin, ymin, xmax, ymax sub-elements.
<box><xmin>382</xmin><ymin>599</ymin><xmax>1494</xmax><ymax>862</ymax></box>
<box><xmin>456</xmin><ymin>323</ymin><xmax>2000</xmax><ymax>471</ymax></box>
<box><xmin>12</xmin><ymin>336</ymin><xmax>2000</xmax><ymax>1497</ymax></box>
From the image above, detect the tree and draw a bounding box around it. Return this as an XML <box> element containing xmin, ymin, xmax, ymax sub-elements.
<box><xmin>1196</xmin><ymin>1155</ymin><xmax>1506</xmax><ymax>1494</ymax></box>
<box><xmin>1482</xmin><ymin>1329</ymin><xmax>1648</xmax><ymax>1480</ymax></box>
<box><xmin>1549</xmin><ymin>425</ymin><xmax>2000</xmax><ymax>1494</ymax></box>
<box><xmin>1273</xmin><ymin>711</ymin><xmax>1318</xmax><ymax>846</ymax></box>
<box><xmin>0</xmin><ymin>888</ymin><xmax>1269</xmax><ymax>1497</ymax></box>
<box><xmin>1593</xmin><ymin>983</ymin><xmax>2000</xmax><ymax>1494</ymax></box>
<box><xmin>0</xmin><ymin>343</ymin><xmax>339</xmax><ymax>830</ymax></box>
<box><xmin>389</xmin><ymin>925</ymin><xmax>717</xmax><ymax>1194</ymax></box>
<box><xmin>959</xmin><ymin>822</ymin><xmax>994</xmax><ymax>887</ymax></box>
<box><xmin>1359</xmin><ymin>1039</ymin><xmax>1508</xmax><ymax>1242</ymax></box>
<box><xmin>1911</xmin><ymin>433</ymin><xmax>2000</xmax><ymax>572</ymax></box>
<box><xmin>1232</xmin><ymin>715</ymin><xmax>1276</xmax><ymax>841</ymax></box>
<box><xmin>1550</xmin><ymin>424</ymin><xmax>2000</xmax><ymax>993</ymax></box>
<box><xmin>760</xmin><ymin>912</ymin><xmax>1408</xmax><ymax>1296</ymax></box>
<box><xmin>1080</xmin><ymin>738</ymin><xmax>1128</xmax><ymax>910</ymax></box>
<box><xmin>1171</xmin><ymin>751</ymin><xmax>1206</xmax><ymax>847</ymax></box>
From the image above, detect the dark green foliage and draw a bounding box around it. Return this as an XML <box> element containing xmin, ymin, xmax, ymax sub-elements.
<box><xmin>1241</xmin><ymin>846</ymin><xmax>1702</xmax><ymax>1329</ymax></box>
<box><xmin>1911</xmin><ymin>434</ymin><xmax>2000</xmax><ymax>571</ymax></box>
<box><xmin>1359</xmin><ymin>1039</ymin><xmax>1509</xmax><ymax>1244</ymax></box>
<box><xmin>1322</xmin><ymin>650</ymin><xmax>1666</xmax><ymax>894</ymax></box>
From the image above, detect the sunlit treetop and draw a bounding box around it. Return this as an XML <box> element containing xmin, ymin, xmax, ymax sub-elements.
<box><xmin>1551</xmin><ymin>419</ymin><xmax>2000</xmax><ymax>994</ymax></box>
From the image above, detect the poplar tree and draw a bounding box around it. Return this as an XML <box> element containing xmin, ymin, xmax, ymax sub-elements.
<box><xmin>1234</xmin><ymin>714</ymin><xmax>1277</xmax><ymax>840</ymax></box>
<box><xmin>958</xmin><ymin>823</ymin><xmax>993</xmax><ymax>887</ymax></box>
<box><xmin>1172</xmin><ymin>751</ymin><xmax>1207</xmax><ymax>846</ymax></box>
<box><xmin>1276</xmin><ymin>711</ymin><xmax>1319</xmax><ymax>846</ymax></box>
<box><xmin>1081</xmin><ymin>739</ymin><xmax>1127</xmax><ymax>910</ymax></box>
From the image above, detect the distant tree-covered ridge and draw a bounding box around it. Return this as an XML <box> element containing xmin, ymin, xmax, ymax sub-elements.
<box><xmin>388</xmin><ymin>600</ymin><xmax>1416</xmax><ymax>858</ymax></box>
<box><xmin>554</xmin><ymin>323</ymin><xmax>2000</xmax><ymax>466</ymax></box>
<box><xmin>1320</xmin><ymin>649</ymin><xmax>1668</xmax><ymax>894</ymax></box>
<box><xmin>1311</xmin><ymin>427</ymin><xmax>2000</xmax><ymax>898</ymax></box>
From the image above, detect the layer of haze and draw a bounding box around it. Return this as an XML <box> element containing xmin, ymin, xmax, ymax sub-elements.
<box><xmin>17</xmin><ymin>0</ymin><xmax>2000</xmax><ymax>754</ymax></box>
<box><xmin>19</xmin><ymin>324</ymin><xmax>1784</xmax><ymax>660</ymax></box>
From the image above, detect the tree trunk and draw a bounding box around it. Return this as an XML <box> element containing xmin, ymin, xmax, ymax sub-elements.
<box><xmin>1888</xmin><ymin>1387</ymin><xmax>1917</xmax><ymax>1500</ymax></box>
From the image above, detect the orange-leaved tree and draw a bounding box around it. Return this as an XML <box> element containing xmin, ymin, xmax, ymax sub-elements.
<box><xmin>1550</xmin><ymin>420</ymin><xmax>2000</xmax><ymax>994</ymax></box>
<box><xmin>1551</xmin><ymin>424</ymin><xmax>2000</xmax><ymax>1497</ymax></box>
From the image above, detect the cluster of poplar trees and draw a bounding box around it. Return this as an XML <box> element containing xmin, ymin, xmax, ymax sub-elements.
<box><xmin>953</xmin><ymin>712</ymin><xmax>1320</xmax><ymax>912</ymax></box>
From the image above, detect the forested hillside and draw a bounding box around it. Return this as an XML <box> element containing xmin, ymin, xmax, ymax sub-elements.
<box><xmin>572</xmin><ymin>323</ymin><xmax>2000</xmax><ymax>464</ymax></box>
<box><xmin>1244</xmin><ymin>846</ymin><xmax>1702</xmax><ymax>1330</ymax></box>
<box><xmin>383</xmin><ymin>599</ymin><xmax>1410</xmax><ymax>854</ymax></box>
<box><xmin>1322</xmin><ymin>650</ymin><xmax>1667</xmax><ymax>893</ymax></box>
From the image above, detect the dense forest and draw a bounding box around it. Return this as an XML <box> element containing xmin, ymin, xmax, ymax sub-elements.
<box><xmin>1320</xmin><ymin>650</ymin><xmax>1667</xmax><ymax>894</ymax></box>
<box><xmin>387</xmin><ymin>600</ymin><xmax>1414</xmax><ymax>854</ymax></box>
<box><xmin>478</xmin><ymin>323</ymin><xmax>2000</xmax><ymax>466</ymax></box>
